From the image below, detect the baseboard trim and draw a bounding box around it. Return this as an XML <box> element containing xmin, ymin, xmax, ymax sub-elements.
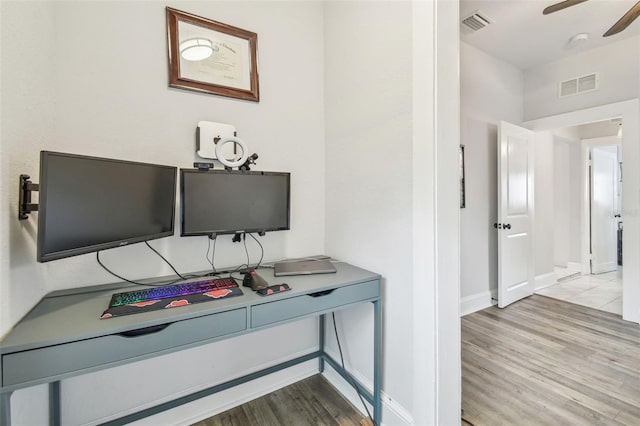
<box><xmin>593</xmin><ymin>262</ymin><xmax>618</xmax><ymax>274</ymax></box>
<box><xmin>460</xmin><ymin>289</ymin><xmax>497</xmax><ymax>316</ymax></box>
<box><xmin>322</xmin><ymin>362</ymin><xmax>413</xmax><ymax>426</ymax></box>
<box><xmin>567</xmin><ymin>262</ymin><xmax>582</xmax><ymax>271</ymax></box>
<box><xmin>462</xmin><ymin>275</ymin><xmax>558</xmax><ymax>314</ymax></box>
<box><xmin>534</xmin><ymin>271</ymin><xmax>557</xmax><ymax>291</ymax></box>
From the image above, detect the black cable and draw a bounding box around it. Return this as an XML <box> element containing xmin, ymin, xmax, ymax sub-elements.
<box><xmin>242</xmin><ymin>232</ymin><xmax>251</xmax><ymax>269</ymax></box>
<box><xmin>145</xmin><ymin>241</ymin><xmax>186</xmax><ymax>280</ymax></box>
<box><xmin>248</xmin><ymin>233</ymin><xmax>264</xmax><ymax>269</ymax></box>
<box><xmin>461</xmin><ymin>417</ymin><xmax>476</xmax><ymax>426</ymax></box>
<box><xmin>233</xmin><ymin>263</ymin><xmax>250</xmax><ymax>273</ymax></box>
<box><xmin>98</xmin><ymin>248</ymin><xmax>212</xmax><ymax>287</ymax></box>
<box><xmin>461</xmin><ymin>409</ymin><xmax>476</xmax><ymax>426</ymax></box>
<box><xmin>96</xmin><ymin>251</ymin><xmax>150</xmax><ymax>285</ymax></box>
<box><xmin>331</xmin><ymin>312</ymin><xmax>374</xmax><ymax>425</ymax></box>
<box><xmin>206</xmin><ymin>236</ymin><xmax>218</xmax><ymax>274</ymax></box>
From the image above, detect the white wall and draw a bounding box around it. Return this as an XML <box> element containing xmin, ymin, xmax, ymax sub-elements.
<box><xmin>553</xmin><ymin>134</ymin><xmax>583</xmax><ymax>267</ymax></box>
<box><xmin>0</xmin><ymin>0</ymin><xmax>57</xmax><ymax>338</ymax></box>
<box><xmin>460</xmin><ymin>42</ymin><xmax>523</xmax><ymax>301</ymax></box>
<box><xmin>524</xmin><ymin>35</ymin><xmax>640</xmax><ymax>121</ymax></box>
<box><xmin>323</xmin><ymin>2</ymin><xmax>414</xmax><ymax>422</ymax></box>
<box><xmin>533</xmin><ymin>132</ymin><xmax>555</xmax><ymax>276</ymax></box>
<box><xmin>2</xmin><ymin>0</ymin><xmax>326</xmax><ymax>332</ymax></box>
<box><xmin>553</xmin><ymin>137</ymin><xmax>571</xmax><ymax>267</ymax></box>
<box><xmin>2</xmin><ymin>1</ymin><xmax>326</xmax><ymax>424</ymax></box>
<box><xmin>323</xmin><ymin>2</ymin><xmax>461</xmax><ymax>424</ymax></box>
<box><xmin>568</xmin><ymin>139</ymin><xmax>582</xmax><ymax>263</ymax></box>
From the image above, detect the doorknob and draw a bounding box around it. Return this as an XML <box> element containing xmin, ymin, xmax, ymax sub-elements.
<box><xmin>493</xmin><ymin>223</ymin><xmax>502</xmax><ymax>229</ymax></box>
<box><xmin>504</xmin><ymin>223</ymin><xmax>511</xmax><ymax>230</ymax></box>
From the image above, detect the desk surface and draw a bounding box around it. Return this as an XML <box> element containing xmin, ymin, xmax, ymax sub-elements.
<box><xmin>0</xmin><ymin>261</ymin><xmax>382</xmax><ymax>425</ymax></box>
<box><xmin>0</xmin><ymin>262</ymin><xmax>380</xmax><ymax>355</ymax></box>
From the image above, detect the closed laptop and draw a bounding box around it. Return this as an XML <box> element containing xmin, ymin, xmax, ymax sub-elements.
<box><xmin>274</xmin><ymin>259</ymin><xmax>337</xmax><ymax>276</ymax></box>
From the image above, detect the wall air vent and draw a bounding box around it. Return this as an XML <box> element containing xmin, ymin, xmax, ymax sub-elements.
<box><xmin>461</xmin><ymin>11</ymin><xmax>492</xmax><ymax>32</ymax></box>
<box><xmin>559</xmin><ymin>73</ymin><xmax>599</xmax><ymax>98</ymax></box>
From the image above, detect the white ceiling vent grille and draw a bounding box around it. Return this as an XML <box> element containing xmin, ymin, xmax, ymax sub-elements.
<box><xmin>461</xmin><ymin>11</ymin><xmax>492</xmax><ymax>32</ymax></box>
<box><xmin>559</xmin><ymin>73</ymin><xmax>599</xmax><ymax>98</ymax></box>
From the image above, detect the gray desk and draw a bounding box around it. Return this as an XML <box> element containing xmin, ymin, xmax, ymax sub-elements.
<box><xmin>0</xmin><ymin>262</ymin><xmax>381</xmax><ymax>425</ymax></box>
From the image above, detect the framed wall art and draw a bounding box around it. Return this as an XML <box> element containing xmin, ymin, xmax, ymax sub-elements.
<box><xmin>166</xmin><ymin>7</ymin><xmax>260</xmax><ymax>101</ymax></box>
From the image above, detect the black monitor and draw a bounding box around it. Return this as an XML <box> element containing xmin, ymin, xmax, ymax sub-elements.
<box><xmin>37</xmin><ymin>151</ymin><xmax>177</xmax><ymax>262</ymax></box>
<box><xmin>180</xmin><ymin>169</ymin><xmax>290</xmax><ymax>237</ymax></box>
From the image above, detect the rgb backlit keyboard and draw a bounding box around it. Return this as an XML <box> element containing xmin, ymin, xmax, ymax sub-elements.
<box><xmin>109</xmin><ymin>277</ymin><xmax>239</xmax><ymax>307</ymax></box>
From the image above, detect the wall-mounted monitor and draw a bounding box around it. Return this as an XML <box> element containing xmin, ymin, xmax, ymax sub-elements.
<box><xmin>37</xmin><ymin>151</ymin><xmax>177</xmax><ymax>262</ymax></box>
<box><xmin>181</xmin><ymin>169</ymin><xmax>290</xmax><ymax>237</ymax></box>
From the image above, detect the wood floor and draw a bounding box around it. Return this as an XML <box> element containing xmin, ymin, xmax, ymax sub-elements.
<box><xmin>462</xmin><ymin>295</ymin><xmax>640</xmax><ymax>426</ymax></box>
<box><xmin>192</xmin><ymin>374</ymin><xmax>369</xmax><ymax>426</ymax></box>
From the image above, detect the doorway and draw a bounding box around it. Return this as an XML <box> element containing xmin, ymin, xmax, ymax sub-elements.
<box><xmin>535</xmin><ymin>122</ymin><xmax>623</xmax><ymax>314</ymax></box>
<box><xmin>524</xmin><ymin>99</ymin><xmax>639</xmax><ymax>324</ymax></box>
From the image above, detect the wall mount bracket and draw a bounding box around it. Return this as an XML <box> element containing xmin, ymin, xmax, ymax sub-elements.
<box><xmin>18</xmin><ymin>174</ymin><xmax>39</xmax><ymax>220</ymax></box>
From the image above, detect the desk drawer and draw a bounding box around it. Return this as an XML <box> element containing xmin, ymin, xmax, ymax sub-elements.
<box><xmin>251</xmin><ymin>280</ymin><xmax>379</xmax><ymax>328</ymax></box>
<box><xmin>2</xmin><ymin>308</ymin><xmax>246</xmax><ymax>387</ymax></box>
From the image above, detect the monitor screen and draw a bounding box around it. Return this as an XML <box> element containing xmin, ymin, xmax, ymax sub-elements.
<box><xmin>37</xmin><ymin>151</ymin><xmax>177</xmax><ymax>262</ymax></box>
<box><xmin>180</xmin><ymin>169</ymin><xmax>290</xmax><ymax>237</ymax></box>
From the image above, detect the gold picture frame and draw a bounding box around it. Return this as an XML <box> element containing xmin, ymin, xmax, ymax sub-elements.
<box><xmin>166</xmin><ymin>7</ymin><xmax>260</xmax><ymax>101</ymax></box>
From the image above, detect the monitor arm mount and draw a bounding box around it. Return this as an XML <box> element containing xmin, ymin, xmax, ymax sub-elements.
<box><xmin>232</xmin><ymin>230</ymin><xmax>266</xmax><ymax>243</ymax></box>
<box><xmin>18</xmin><ymin>174</ymin><xmax>39</xmax><ymax>220</ymax></box>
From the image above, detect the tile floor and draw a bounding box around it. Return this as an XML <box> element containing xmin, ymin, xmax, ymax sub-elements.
<box><xmin>535</xmin><ymin>267</ymin><xmax>622</xmax><ymax>315</ymax></box>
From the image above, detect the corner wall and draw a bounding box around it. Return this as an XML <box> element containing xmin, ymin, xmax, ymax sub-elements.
<box><xmin>323</xmin><ymin>2</ymin><xmax>415</xmax><ymax>422</ymax></box>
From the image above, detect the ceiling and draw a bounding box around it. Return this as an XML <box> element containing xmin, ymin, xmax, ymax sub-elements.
<box><xmin>460</xmin><ymin>0</ymin><xmax>640</xmax><ymax>70</ymax></box>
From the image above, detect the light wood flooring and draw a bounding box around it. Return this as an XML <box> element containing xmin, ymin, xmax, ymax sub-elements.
<box><xmin>462</xmin><ymin>295</ymin><xmax>640</xmax><ymax>426</ymax></box>
<box><xmin>191</xmin><ymin>374</ymin><xmax>370</xmax><ymax>426</ymax></box>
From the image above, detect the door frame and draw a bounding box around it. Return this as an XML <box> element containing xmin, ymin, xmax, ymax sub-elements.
<box><xmin>524</xmin><ymin>99</ymin><xmax>640</xmax><ymax>323</ymax></box>
<box><xmin>581</xmin><ymin>137</ymin><xmax>622</xmax><ymax>275</ymax></box>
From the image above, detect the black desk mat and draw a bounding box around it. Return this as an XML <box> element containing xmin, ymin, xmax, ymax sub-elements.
<box><xmin>100</xmin><ymin>287</ymin><xmax>244</xmax><ymax>319</ymax></box>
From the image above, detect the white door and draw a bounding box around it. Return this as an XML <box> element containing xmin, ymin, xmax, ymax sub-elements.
<box><xmin>591</xmin><ymin>146</ymin><xmax>618</xmax><ymax>274</ymax></box>
<box><xmin>497</xmin><ymin>121</ymin><xmax>535</xmax><ymax>308</ymax></box>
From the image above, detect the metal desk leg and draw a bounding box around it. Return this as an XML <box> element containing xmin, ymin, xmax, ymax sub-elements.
<box><xmin>373</xmin><ymin>299</ymin><xmax>382</xmax><ymax>425</ymax></box>
<box><xmin>319</xmin><ymin>314</ymin><xmax>326</xmax><ymax>373</ymax></box>
<box><xmin>49</xmin><ymin>382</ymin><xmax>61</xmax><ymax>426</ymax></box>
<box><xmin>0</xmin><ymin>391</ymin><xmax>12</xmax><ymax>426</ymax></box>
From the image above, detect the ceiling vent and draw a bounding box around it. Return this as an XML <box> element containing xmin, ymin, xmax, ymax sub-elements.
<box><xmin>461</xmin><ymin>11</ymin><xmax>492</xmax><ymax>32</ymax></box>
<box><xmin>559</xmin><ymin>73</ymin><xmax>599</xmax><ymax>98</ymax></box>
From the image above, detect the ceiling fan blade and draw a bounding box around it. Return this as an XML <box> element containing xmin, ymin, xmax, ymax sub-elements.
<box><xmin>543</xmin><ymin>0</ymin><xmax>589</xmax><ymax>15</ymax></box>
<box><xmin>603</xmin><ymin>1</ymin><xmax>640</xmax><ymax>37</ymax></box>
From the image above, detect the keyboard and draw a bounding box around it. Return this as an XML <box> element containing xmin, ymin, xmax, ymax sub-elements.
<box><xmin>108</xmin><ymin>277</ymin><xmax>239</xmax><ymax>308</ymax></box>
